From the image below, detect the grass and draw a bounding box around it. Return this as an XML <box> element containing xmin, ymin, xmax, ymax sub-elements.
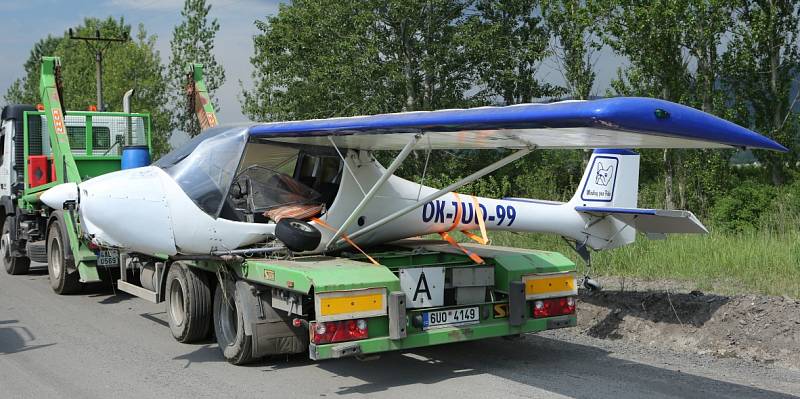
<box><xmin>474</xmin><ymin>230</ymin><xmax>800</xmax><ymax>298</ymax></box>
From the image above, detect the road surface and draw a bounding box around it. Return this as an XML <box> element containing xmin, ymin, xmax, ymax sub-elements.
<box><xmin>2</xmin><ymin>265</ymin><xmax>799</xmax><ymax>399</ymax></box>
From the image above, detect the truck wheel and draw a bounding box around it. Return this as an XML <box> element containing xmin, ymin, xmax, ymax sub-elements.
<box><xmin>275</xmin><ymin>218</ymin><xmax>321</xmax><ymax>252</ymax></box>
<box><xmin>165</xmin><ymin>262</ymin><xmax>212</xmax><ymax>343</ymax></box>
<box><xmin>47</xmin><ymin>219</ymin><xmax>81</xmax><ymax>294</ymax></box>
<box><xmin>213</xmin><ymin>278</ymin><xmax>254</xmax><ymax>365</ymax></box>
<box><xmin>2</xmin><ymin>218</ymin><xmax>30</xmax><ymax>275</ymax></box>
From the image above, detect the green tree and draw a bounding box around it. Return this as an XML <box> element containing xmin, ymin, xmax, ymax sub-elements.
<box><xmin>3</xmin><ymin>17</ymin><xmax>172</xmax><ymax>157</ymax></box>
<box><xmin>168</xmin><ymin>0</ymin><xmax>226</xmax><ymax>137</ymax></box>
<box><xmin>243</xmin><ymin>0</ymin><xmax>474</xmax><ymax>121</ymax></box>
<box><xmin>373</xmin><ymin>0</ymin><xmax>474</xmax><ymax>111</ymax></box>
<box><xmin>4</xmin><ymin>35</ymin><xmax>62</xmax><ymax>105</ymax></box>
<box><xmin>542</xmin><ymin>0</ymin><xmax>600</xmax><ymax>100</ymax></box>
<box><xmin>464</xmin><ymin>0</ymin><xmax>563</xmax><ymax>105</ymax></box>
<box><xmin>722</xmin><ymin>0</ymin><xmax>800</xmax><ymax>185</ymax></box>
<box><xmin>242</xmin><ymin>0</ymin><xmax>392</xmax><ymax>121</ymax></box>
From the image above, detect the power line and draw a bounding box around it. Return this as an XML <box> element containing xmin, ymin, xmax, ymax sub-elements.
<box><xmin>68</xmin><ymin>28</ymin><xmax>129</xmax><ymax>111</ymax></box>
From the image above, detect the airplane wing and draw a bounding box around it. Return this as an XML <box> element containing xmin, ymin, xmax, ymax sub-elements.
<box><xmin>575</xmin><ymin>206</ymin><xmax>709</xmax><ymax>235</ymax></box>
<box><xmin>245</xmin><ymin>97</ymin><xmax>787</xmax><ymax>152</ymax></box>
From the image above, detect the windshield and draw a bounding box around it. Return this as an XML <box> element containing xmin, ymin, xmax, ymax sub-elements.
<box><xmin>157</xmin><ymin>126</ymin><xmax>248</xmax><ymax>217</ymax></box>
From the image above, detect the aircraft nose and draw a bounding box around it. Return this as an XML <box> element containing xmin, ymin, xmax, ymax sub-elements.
<box><xmin>41</xmin><ymin>182</ymin><xmax>79</xmax><ymax>209</ymax></box>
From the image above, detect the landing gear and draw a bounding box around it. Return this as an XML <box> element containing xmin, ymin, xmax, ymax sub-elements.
<box><xmin>275</xmin><ymin>218</ymin><xmax>321</xmax><ymax>252</ymax></box>
<box><xmin>564</xmin><ymin>237</ymin><xmax>602</xmax><ymax>292</ymax></box>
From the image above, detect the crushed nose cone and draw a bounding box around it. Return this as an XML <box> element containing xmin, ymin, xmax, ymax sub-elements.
<box><xmin>41</xmin><ymin>183</ymin><xmax>79</xmax><ymax>209</ymax></box>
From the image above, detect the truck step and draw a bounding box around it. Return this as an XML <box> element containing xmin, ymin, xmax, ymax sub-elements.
<box><xmin>26</xmin><ymin>241</ymin><xmax>48</xmax><ymax>263</ymax></box>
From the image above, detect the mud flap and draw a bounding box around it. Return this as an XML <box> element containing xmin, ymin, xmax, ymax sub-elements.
<box><xmin>235</xmin><ymin>280</ymin><xmax>308</xmax><ymax>358</ymax></box>
<box><xmin>508</xmin><ymin>280</ymin><xmax>527</xmax><ymax>327</ymax></box>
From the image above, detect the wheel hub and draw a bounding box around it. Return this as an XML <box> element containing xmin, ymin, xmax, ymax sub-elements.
<box><xmin>1</xmin><ymin>232</ymin><xmax>11</xmax><ymax>264</ymax></box>
<box><xmin>169</xmin><ymin>279</ymin><xmax>186</xmax><ymax>326</ymax></box>
<box><xmin>49</xmin><ymin>236</ymin><xmax>62</xmax><ymax>276</ymax></box>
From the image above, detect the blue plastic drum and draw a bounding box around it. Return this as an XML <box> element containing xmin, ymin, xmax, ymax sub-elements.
<box><xmin>121</xmin><ymin>145</ymin><xmax>151</xmax><ymax>169</ymax></box>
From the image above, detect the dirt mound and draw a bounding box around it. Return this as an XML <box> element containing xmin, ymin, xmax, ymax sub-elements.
<box><xmin>574</xmin><ymin>277</ymin><xmax>800</xmax><ymax>369</ymax></box>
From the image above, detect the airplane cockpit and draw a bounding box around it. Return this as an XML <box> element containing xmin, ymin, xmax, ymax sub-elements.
<box><xmin>154</xmin><ymin>125</ymin><xmax>344</xmax><ymax>226</ymax></box>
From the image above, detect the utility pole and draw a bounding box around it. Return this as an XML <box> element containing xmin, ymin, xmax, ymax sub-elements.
<box><xmin>68</xmin><ymin>28</ymin><xmax>128</xmax><ymax>111</ymax></box>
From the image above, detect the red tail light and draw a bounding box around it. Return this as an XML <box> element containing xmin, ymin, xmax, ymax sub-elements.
<box><xmin>533</xmin><ymin>297</ymin><xmax>576</xmax><ymax>318</ymax></box>
<box><xmin>311</xmin><ymin>319</ymin><xmax>368</xmax><ymax>344</ymax></box>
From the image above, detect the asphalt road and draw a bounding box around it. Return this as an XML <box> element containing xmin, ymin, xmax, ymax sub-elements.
<box><xmin>2</xmin><ymin>265</ymin><xmax>799</xmax><ymax>399</ymax></box>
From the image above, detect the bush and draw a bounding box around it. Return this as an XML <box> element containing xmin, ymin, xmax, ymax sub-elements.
<box><xmin>710</xmin><ymin>181</ymin><xmax>776</xmax><ymax>233</ymax></box>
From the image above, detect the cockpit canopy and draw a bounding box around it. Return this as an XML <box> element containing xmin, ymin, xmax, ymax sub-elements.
<box><xmin>154</xmin><ymin>126</ymin><xmax>341</xmax><ymax>221</ymax></box>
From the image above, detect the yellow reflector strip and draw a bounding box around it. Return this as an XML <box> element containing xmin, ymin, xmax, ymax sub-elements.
<box><xmin>319</xmin><ymin>293</ymin><xmax>384</xmax><ymax>316</ymax></box>
<box><xmin>523</xmin><ymin>273</ymin><xmax>577</xmax><ymax>299</ymax></box>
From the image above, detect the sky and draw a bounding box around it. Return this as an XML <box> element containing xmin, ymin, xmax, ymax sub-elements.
<box><xmin>0</xmin><ymin>0</ymin><xmax>624</xmax><ymax>144</ymax></box>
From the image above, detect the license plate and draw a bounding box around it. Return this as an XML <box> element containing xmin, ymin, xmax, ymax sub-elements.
<box><xmin>422</xmin><ymin>306</ymin><xmax>480</xmax><ymax>329</ymax></box>
<box><xmin>97</xmin><ymin>249</ymin><xmax>119</xmax><ymax>267</ymax></box>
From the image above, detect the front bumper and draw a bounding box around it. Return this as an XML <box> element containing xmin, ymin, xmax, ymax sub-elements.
<box><xmin>309</xmin><ymin>314</ymin><xmax>576</xmax><ymax>360</ymax></box>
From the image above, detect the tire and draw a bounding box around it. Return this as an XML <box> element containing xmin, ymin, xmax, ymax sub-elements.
<box><xmin>275</xmin><ymin>218</ymin><xmax>321</xmax><ymax>252</ymax></box>
<box><xmin>213</xmin><ymin>278</ymin><xmax>254</xmax><ymax>365</ymax></box>
<box><xmin>165</xmin><ymin>262</ymin><xmax>212</xmax><ymax>343</ymax></box>
<box><xmin>2</xmin><ymin>217</ymin><xmax>30</xmax><ymax>275</ymax></box>
<box><xmin>47</xmin><ymin>219</ymin><xmax>81</xmax><ymax>294</ymax></box>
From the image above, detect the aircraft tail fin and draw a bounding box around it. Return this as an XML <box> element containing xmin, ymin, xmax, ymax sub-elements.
<box><xmin>569</xmin><ymin>149</ymin><xmax>640</xmax><ymax>209</ymax></box>
<box><xmin>569</xmin><ymin>149</ymin><xmax>708</xmax><ymax>249</ymax></box>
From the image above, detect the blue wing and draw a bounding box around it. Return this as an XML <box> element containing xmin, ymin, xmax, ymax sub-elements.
<box><xmin>244</xmin><ymin>97</ymin><xmax>787</xmax><ymax>152</ymax></box>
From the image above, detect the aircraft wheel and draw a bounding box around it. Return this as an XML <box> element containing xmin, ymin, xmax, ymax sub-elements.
<box><xmin>275</xmin><ymin>218</ymin><xmax>321</xmax><ymax>252</ymax></box>
<box><xmin>1</xmin><ymin>218</ymin><xmax>29</xmax><ymax>275</ymax></box>
<box><xmin>213</xmin><ymin>277</ymin><xmax>254</xmax><ymax>365</ymax></box>
<box><xmin>165</xmin><ymin>262</ymin><xmax>212</xmax><ymax>343</ymax></box>
<box><xmin>47</xmin><ymin>218</ymin><xmax>81</xmax><ymax>294</ymax></box>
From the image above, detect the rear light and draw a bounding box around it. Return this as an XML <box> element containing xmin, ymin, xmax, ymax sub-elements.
<box><xmin>533</xmin><ymin>296</ymin><xmax>576</xmax><ymax>318</ymax></box>
<box><xmin>311</xmin><ymin>319</ymin><xmax>369</xmax><ymax>344</ymax></box>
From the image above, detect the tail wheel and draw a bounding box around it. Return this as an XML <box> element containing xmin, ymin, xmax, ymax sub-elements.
<box><xmin>1</xmin><ymin>217</ymin><xmax>29</xmax><ymax>275</ymax></box>
<box><xmin>47</xmin><ymin>218</ymin><xmax>81</xmax><ymax>294</ymax></box>
<box><xmin>213</xmin><ymin>277</ymin><xmax>254</xmax><ymax>365</ymax></box>
<box><xmin>165</xmin><ymin>262</ymin><xmax>212</xmax><ymax>343</ymax></box>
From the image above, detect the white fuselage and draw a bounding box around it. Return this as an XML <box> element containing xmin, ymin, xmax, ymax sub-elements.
<box><xmin>41</xmin><ymin>149</ymin><xmax>632</xmax><ymax>256</ymax></box>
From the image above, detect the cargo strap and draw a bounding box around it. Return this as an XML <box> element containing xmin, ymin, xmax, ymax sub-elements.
<box><xmin>311</xmin><ymin>217</ymin><xmax>379</xmax><ymax>266</ymax></box>
<box><xmin>439</xmin><ymin>231</ymin><xmax>485</xmax><ymax>264</ymax></box>
<box><xmin>446</xmin><ymin>192</ymin><xmax>463</xmax><ymax>232</ymax></box>
<box><xmin>461</xmin><ymin>195</ymin><xmax>489</xmax><ymax>245</ymax></box>
<box><xmin>438</xmin><ymin>193</ymin><xmax>486</xmax><ymax>264</ymax></box>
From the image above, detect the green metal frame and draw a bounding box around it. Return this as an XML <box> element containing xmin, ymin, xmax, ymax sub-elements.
<box><xmin>17</xmin><ymin>56</ymin><xmax>154</xmax><ymax>283</ymax></box>
<box><xmin>216</xmin><ymin>246</ymin><xmax>577</xmax><ymax>360</ymax></box>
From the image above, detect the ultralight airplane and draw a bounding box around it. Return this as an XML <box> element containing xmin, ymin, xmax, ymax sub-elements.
<box><xmin>38</xmin><ymin>95</ymin><xmax>787</xmax><ymax>363</ymax></box>
<box><xmin>42</xmin><ymin>97</ymin><xmax>785</xmax><ymax>266</ymax></box>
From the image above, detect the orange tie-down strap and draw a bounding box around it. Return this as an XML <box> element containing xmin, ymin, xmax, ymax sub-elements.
<box><xmin>439</xmin><ymin>231</ymin><xmax>485</xmax><ymax>264</ymax></box>
<box><xmin>461</xmin><ymin>195</ymin><xmax>489</xmax><ymax>245</ymax></box>
<box><xmin>311</xmin><ymin>217</ymin><xmax>379</xmax><ymax>266</ymax></box>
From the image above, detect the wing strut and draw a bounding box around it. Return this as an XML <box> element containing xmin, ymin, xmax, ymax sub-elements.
<box><xmin>338</xmin><ymin>147</ymin><xmax>533</xmax><ymax>246</ymax></box>
<box><xmin>327</xmin><ymin>134</ymin><xmax>421</xmax><ymax>248</ymax></box>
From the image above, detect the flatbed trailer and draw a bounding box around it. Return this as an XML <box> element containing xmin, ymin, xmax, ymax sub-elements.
<box><xmin>2</xmin><ymin>56</ymin><xmax>580</xmax><ymax>364</ymax></box>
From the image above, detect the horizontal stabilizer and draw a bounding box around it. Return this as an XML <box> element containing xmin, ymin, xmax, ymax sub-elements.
<box><xmin>575</xmin><ymin>206</ymin><xmax>708</xmax><ymax>235</ymax></box>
